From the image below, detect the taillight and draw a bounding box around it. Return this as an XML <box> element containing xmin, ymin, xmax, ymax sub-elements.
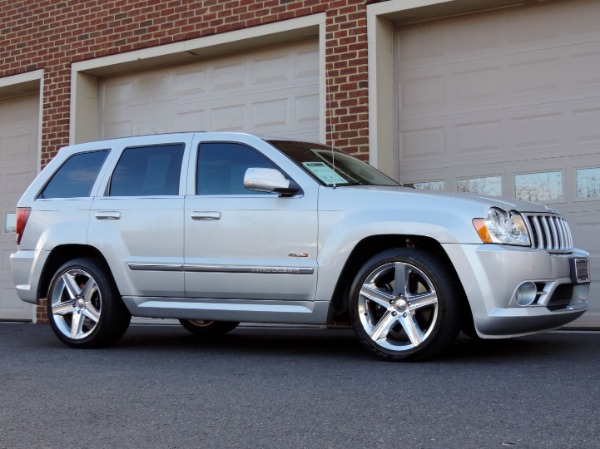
<box><xmin>16</xmin><ymin>207</ymin><xmax>31</xmax><ymax>245</ymax></box>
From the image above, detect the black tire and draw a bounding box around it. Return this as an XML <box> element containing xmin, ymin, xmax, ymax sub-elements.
<box><xmin>47</xmin><ymin>258</ymin><xmax>131</xmax><ymax>348</ymax></box>
<box><xmin>179</xmin><ymin>319</ymin><xmax>239</xmax><ymax>335</ymax></box>
<box><xmin>349</xmin><ymin>248</ymin><xmax>463</xmax><ymax>361</ymax></box>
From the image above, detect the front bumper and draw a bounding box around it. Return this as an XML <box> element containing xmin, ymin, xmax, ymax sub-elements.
<box><xmin>442</xmin><ymin>244</ymin><xmax>589</xmax><ymax>338</ymax></box>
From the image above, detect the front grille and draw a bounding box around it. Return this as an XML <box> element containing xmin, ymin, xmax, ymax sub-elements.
<box><xmin>524</xmin><ymin>213</ymin><xmax>573</xmax><ymax>253</ymax></box>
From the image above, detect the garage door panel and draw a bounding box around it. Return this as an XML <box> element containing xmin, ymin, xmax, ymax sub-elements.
<box><xmin>510</xmin><ymin>110</ymin><xmax>564</xmax><ymax>153</ymax></box>
<box><xmin>562</xmin><ymin>212</ymin><xmax>600</xmax><ymax>325</ymax></box>
<box><xmin>251</xmin><ymin>99</ymin><xmax>288</xmax><ymax>129</ymax></box>
<box><xmin>508</xmin><ymin>54</ymin><xmax>562</xmax><ymax>96</ymax></box>
<box><xmin>294</xmin><ymin>51</ymin><xmax>320</xmax><ymax>83</ymax></box>
<box><xmin>570</xmin><ymin>46</ymin><xmax>600</xmax><ymax>90</ymax></box>
<box><xmin>251</xmin><ymin>54</ymin><xmax>290</xmax><ymax>85</ymax></box>
<box><xmin>5</xmin><ymin>165</ymin><xmax>35</xmax><ymax>198</ymax></box>
<box><xmin>507</xmin><ymin>5</ymin><xmax>562</xmax><ymax>45</ymax></box>
<box><xmin>400</xmin><ymin>52</ymin><xmax>600</xmax><ymax>123</ymax></box>
<box><xmin>449</xmin><ymin>15</ymin><xmax>502</xmax><ymax>54</ymax></box>
<box><xmin>5</xmin><ymin>133</ymin><xmax>36</xmax><ymax>163</ymax></box>
<box><xmin>399</xmin><ymin>72</ymin><xmax>445</xmax><ymax>111</ymax></box>
<box><xmin>401</xmin><ymin>97</ymin><xmax>600</xmax><ymax>168</ymax></box>
<box><xmin>453</xmin><ymin>64</ymin><xmax>502</xmax><ymax>104</ymax></box>
<box><xmin>213</xmin><ymin>61</ymin><xmax>247</xmax><ymax>91</ymax></box>
<box><xmin>0</xmin><ymin>93</ymin><xmax>37</xmax><ymax>320</ymax></box>
<box><xmin>400</xmin><ymin>121</ymin><xmax>446</xmax><ymax>160</ymax></box>
<box><xmin>569</xmin><ymin>100</ymin><xmax>600</xmax><ymax>152</ymax></box>
<box><xmin>455</xmin><ymin>119</ymin><xmax>503</xmax><ymax>156</ymax></box>
<box><xmin>100</xmin><ymin>40</ymin><xmax>319</xmax><ymax>141</ymax></box>
<box><xmin>566</xmin><ymin>0</ymin><xmax>600</xmax><ymax>37</ymax></box>
<box><xmin>295</xmin><ymin>94</ymin><xmax>320</xmax><ymax>124</ymax></box>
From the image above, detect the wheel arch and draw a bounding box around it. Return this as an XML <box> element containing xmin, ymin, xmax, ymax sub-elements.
<box><xmin>38</xmin><ymin>244</ymin><xmax>116</xmax><ymax>301</ymax></box>
<box><xmin>327</xmin><ymin>234</ymin><xmax>473</xmax><ymax>328</ymax></box>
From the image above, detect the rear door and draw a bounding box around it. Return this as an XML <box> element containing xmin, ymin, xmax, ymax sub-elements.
<box><xmin>88</xmin><ymin>136</ymin><xmax>190</xmax><ymax>298</ymax></box>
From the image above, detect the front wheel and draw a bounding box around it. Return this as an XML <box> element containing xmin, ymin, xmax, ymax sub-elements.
<box><xmin>349</xmin><ymin>248</ymin><xmax>463</xmax><ymax>361</ymax></box>
<box><xmin>47</xmin><ymin>258</ymin><xmax>131</xmax><ymax>348</ymax></box>
<box><xmin>179</xmin><ymin>319</ymin><xmax>239</xmax><ymax>336</ymax></box>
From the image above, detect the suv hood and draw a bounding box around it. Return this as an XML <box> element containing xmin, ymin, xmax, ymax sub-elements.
<box><xmin>321</xmin><ymin>185</ymin><xmax>559</xmax><ymax>216</ymax></box>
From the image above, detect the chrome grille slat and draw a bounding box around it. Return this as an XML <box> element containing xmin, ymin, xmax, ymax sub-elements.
<box><xmin>531</xmin><ymin>216</ymin><xmax>544</xmax><ymax>249</ymax></box>
<box><xmin>524</xmin><ymin>213</ymin><xmax>573</xmax><ymax>253</ymax></box>
<box><xmin>550</xmin><ymin>217</ymin><xmax>559</xmax><ymax>251</ymax></box>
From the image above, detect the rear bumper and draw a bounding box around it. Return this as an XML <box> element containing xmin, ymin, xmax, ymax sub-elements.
<box><xmin>443</xmin><ymin>244</ymin><xmax>589</xmax><ymax>338</ymax></box>
<box><xmin>10</xmin><ymin>249</ymin><xmax>46</xmax><ymax>305</ymax></box>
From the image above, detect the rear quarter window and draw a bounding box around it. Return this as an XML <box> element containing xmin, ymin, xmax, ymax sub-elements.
<box><xmin>38</xmin><ymin>150</ymin><xmax>109</xmax><ymax>199</ymax></box>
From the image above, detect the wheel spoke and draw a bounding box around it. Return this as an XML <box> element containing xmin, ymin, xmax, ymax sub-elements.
<box><xmin>62</xmin><ymin>272</ymin><xmax>82</xmax><ymax>299</ymax></box>
<box><xmin>398</xmin><ymin>312</ymin><xmax>425</xmax><ymax>347</ymax></box>
<box><xmin>360</xmin><ymin>284</ymin><xmax>393</xmax><ymax>308</ymax></box>
<box><xmin>52</xmin><ymin>299</ymin><xmax>76</xmax><ymax>316</ymax></box>
<box><xmin>82</xmin><ymin>302</ymin><xmax>100</xmax><ymax>323</ymax></box>
<box><xmin>81</xmin><ymin>277</ymin><xmax>97</xmax><ymax>301</ymax></box>
<box><xmin>369</xmin><ymin>310</ymin><xmax>397</xmax><ymax>342</ymax></box>
<box><xmin>70</xmin><ymin>311</ymin><xmax>85</xmax><ymax>339</ymax></box>
<box><xmin>393</xmin><ymin>262</ymin><xmax>409</xmax><ymax>297</ymax></box>
<box><xmin>408</xmin><ymin>291</ymin><xmax>438</xmax><ymax>311</ymax></box>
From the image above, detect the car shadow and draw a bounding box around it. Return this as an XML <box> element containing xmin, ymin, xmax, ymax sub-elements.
<box><xmin>110</xmin><ymin>324</ymin><xmax>591</xmax><ymax>364</ymax></box>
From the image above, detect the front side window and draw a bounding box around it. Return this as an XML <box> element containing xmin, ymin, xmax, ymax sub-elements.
<box><xmin>197</xmin><ymin>142</ymin><xmax>278</xmax><ymax>195</ymax></box>
<box><xmin>109</xmin><ymin>144</ymin><xmax>184</xmax><ymax>196</ymax></box>
<box><xmin>39</xmin><ymin>150</ymin><xmax>109</xmax><ymax>199</ymax></box>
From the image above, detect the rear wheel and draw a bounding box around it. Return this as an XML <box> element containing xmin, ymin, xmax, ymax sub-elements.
<box><xmin>349</xmin><ymin>248</ymin><xmax>463</xmax><ymax>361</ymax></box>
<box><xmin>47</xmin><ymin>258</ymin><xmax>131</xmax><ymax>348</ymax></box>
<box><xmin>179</xmin><ymin>319</ymin><xmax>239</xmax><ymax>335</ymax></box>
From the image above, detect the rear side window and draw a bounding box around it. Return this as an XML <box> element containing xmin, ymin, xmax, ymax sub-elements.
<box><xmin>39</xmin><ymin>150</ymin><xmax>109</xmax><ymax>199</ymax></box>
<box><xmin>109</xmin><ymin>144</ymin><xmax>184</xmax><ymax>196</ymax></box>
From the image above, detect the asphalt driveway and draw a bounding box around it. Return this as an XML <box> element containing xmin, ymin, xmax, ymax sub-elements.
<box><xmin>0</xmin><ymin>322</ymin><xmax>598</xmax><ymax>449</ymax></box>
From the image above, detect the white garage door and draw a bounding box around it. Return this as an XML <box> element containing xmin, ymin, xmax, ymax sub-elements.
<box><xmin>0</xmin><ymin>94</ymin><xmax>38</xmax><ymax>320</ymax></box>
<box><xmin>99</xmin><ymin>40</ymin><xmax>320</xmax><ymax>141</ymax></box>
<box><xmin>395</xmin><ymin>0</ymin><xmax>600</xmax><ymax>326</ymax></box>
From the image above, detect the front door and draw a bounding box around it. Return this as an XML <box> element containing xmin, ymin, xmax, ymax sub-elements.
<box><xmin>184</xmin><ymin>141</ymin><xmax>318</xmax><ymax>301</ymax></box>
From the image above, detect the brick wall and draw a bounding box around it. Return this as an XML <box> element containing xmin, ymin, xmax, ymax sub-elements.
<box><xmin>1</xmin><ymin>0</ymin><xmax>384</xmax><ymax>165</ymax></box>
<box><xmin>0</xmin><ymin>0</ymin><xmax>386</xmax><ymax>322</ymax></box>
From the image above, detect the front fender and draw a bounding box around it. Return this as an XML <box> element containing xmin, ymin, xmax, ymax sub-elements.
<box><xmin>314</xmin><ymin>207</ymin><xmax>476</xmax><ymax>304</ymax></box>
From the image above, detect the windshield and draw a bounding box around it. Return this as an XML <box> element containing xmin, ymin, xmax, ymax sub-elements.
<box><xmin>268</xmin><ymin>140</ymin><xmax>399</xmax><ymax>187</ymax></box>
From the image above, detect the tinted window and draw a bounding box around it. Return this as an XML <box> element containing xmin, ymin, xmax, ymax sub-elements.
<box><xmin>109</xmin><ymin>144</ymin><xmax>184</xmax><ymax>196</ymax></box>
<box><xmin>197</xmin><ymin>142</ymin><xmax>277</xmax><ymax>195</ymax></box>
<box><xmin>39</xmin><ymin>150</ymin><xmax>109</xmax><ymax>199</ymax></box>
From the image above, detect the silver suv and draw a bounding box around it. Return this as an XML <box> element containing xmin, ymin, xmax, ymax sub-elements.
<box><xmin>10</xmin><ymin>132</ymin><xmax>590</xmax><ymax>360</ymax></box>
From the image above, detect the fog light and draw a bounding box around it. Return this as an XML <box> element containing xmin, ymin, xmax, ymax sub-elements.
<box><xmin>515</xmin><ymin>282</ymin><xmax>538</xmax><ymax>306</ymax></box>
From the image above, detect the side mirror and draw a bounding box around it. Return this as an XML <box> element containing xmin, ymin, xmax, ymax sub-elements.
<box><xmin>244</xmin><ymin>168</ymin><xmax>299</xmax><ymax>196</ymax></box>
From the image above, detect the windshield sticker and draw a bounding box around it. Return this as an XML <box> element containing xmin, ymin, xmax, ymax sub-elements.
<box><xmin>302</xmin><ymin>162</ymin><xmax>348</xmax><ymax>185</ymax></box>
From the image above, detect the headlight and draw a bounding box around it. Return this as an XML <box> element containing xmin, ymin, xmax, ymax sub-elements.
<box><xmin>473</xmin><ymin>208</ymin><xmax>531</xmax><ymax>246</ymax></box>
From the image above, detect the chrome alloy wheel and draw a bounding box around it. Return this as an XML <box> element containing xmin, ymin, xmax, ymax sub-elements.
<box><xmin>50</xmin><ymin>268</ymin><xmax>102</xmax><ymax>341</ymax></box>
<box><xmin>358</xmin><ymin>261</ymin><xmax>439</xmax><ymax>352</ymax></box>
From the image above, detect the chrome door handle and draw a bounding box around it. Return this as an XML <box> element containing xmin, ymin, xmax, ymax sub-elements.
<box><xmin>191</xmin><ymin>211</ymin><xmax>221</xmax><ymax>220</ymax></box>
<box><xmin>95</xmin><ymin>211</ymin><xmax>121</xmax><ymax>220</ymax></box>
